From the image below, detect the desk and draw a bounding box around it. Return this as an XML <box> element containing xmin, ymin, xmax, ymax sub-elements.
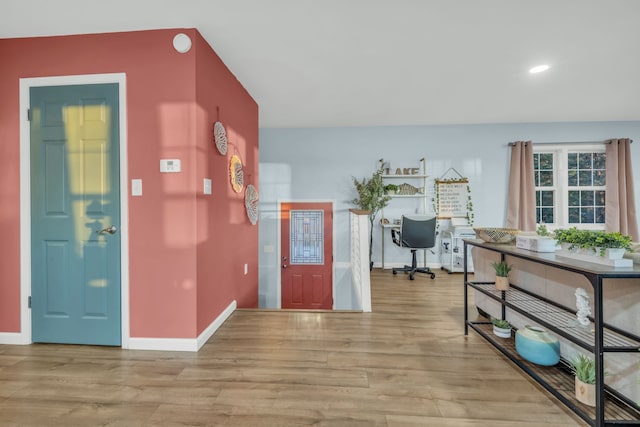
<box><xmin>380</xmin><ymin>223</ymin><xmax>399</xmax><ymax>269</ymax></box>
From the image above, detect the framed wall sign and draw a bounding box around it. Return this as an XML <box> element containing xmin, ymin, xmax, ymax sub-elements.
<box><xmin>434</xmin><ymin>167</ymin><xmax>474</xmax><ymax>223</ymax></box>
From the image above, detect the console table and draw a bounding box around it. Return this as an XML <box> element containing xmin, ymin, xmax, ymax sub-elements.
<box><xmin>463</xmin><ymin>239</ymin><xmax>640</xmax><ymax>427</ymax></box>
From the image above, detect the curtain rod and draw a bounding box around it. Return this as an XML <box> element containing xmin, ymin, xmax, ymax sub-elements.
<box><xmin>508</xmin><ymin>139</ymin><xmax>633</xmax><ymax>146</ymax></box>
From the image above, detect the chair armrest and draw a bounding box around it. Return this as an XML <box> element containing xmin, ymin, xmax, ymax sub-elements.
<box><xmin>391</xmin><ymin>229</ymin><xmax>401</xmax><ymax>246</ymax></box>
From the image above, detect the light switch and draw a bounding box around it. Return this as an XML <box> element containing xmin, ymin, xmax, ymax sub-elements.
<box><xmin>160</xmin><ymin>159</ymin><xmax>181</xmax><ymax>173</ymax></box>
<box><xmin>131</xmin><ymin>179</ymin><xmax>142</xmax><ymax>196</ymax></box>
<box><xmin>203</xmin><ymin>178</ymin><xmax>212</xmax><ymax>195</ymax></box>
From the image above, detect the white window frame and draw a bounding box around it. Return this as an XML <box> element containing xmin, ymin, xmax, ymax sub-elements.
<box><xmin>533</xmin><ymin>144</ymin><xmax>606</xmax><ymax>231</ymax></box>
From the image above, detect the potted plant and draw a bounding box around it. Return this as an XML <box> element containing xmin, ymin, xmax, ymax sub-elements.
<box><xmin>536</xmin><ymin>224</ymin><xmax>551</xmax><ymax>237</ymax></box>
<box><xmin>569</xmin><ymin>354</ymin><xmax>596</xmax><ymax>407</ymax></box>
<box><xmin>492</xmin><ymin>318</ymin><xmax>512</xmax><ymax>338</ymax></box>
<box><xmin>554</xmin><ymin>227</ymin><xmax>633</xmax><ymax>258</ymax></box>
<box><xmin>384</xmin><ymin>183</ymin><xmax>398</xmax><ymax>195</ymax></box>
<box><xmin>491</xmin><ymin>260</ymin><xmax>512</xmax><ymax>291</ymax></box>
<box><xmin>352</xmin><ymin>166</ymin><xmax>392</xmax><ymax>270</ymax></box>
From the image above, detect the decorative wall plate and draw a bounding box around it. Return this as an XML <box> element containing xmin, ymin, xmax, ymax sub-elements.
<box><xmin>229</xmin><ymin>154</ymin><xmax>244</xmax><ymax>193</ymax></box>
<box><xmin>213</xmin><ymin>121</ymin><xmax>227</xmax><ymax>155</ymax></box>
<box><xmin>245</xmin><ymin>184</ymin><xmax>259</xmax><ymax>225</ymax></box>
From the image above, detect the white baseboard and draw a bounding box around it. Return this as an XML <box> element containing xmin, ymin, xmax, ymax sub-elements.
<box><xmin>128</xmin><ymin>300</ymin><xmax>236</xmax><ymax>352</ymax></box>
<box><xmin>0</xmin><ymin>332</ymin><xmax>30</xmax><ymax>345</ymax></box>
<box><xmin>196</xmin><ymin>300</ymin><xmax>236</xmax><ymax>350</ymax></box>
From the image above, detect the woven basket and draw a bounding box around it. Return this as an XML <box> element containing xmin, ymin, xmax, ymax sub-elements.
<box><xmin>474</xmin><ymin>227</ymin><xmax>519</xmax><ymax>243</ymax></box>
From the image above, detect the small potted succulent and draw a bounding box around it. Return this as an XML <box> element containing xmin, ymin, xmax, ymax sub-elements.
<box><xmin>492</xmin><ymin>318</ymin><xmax>512</xmax><ymax>338</ymax></box>
<box><xmin>569</xmin><ymin>354</ymin><xmax>597</xmax><ymax>407</ymax></box>
<box><xmin>491</xmin><ymin>260</ymin><xmax>512</xmax><ymax>291</ymax></box>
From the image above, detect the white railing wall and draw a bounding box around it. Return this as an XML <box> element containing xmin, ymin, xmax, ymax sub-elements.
<box><xmin>350</xmin><ymin>209</ymin><xmax>371</xmax><ymax>312</ymax></box>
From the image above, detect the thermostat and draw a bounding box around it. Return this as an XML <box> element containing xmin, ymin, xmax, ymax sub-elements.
<box><xmin>160</xmin><ymin>159</ymin><xmax>181</xmax><ymax>173</ymax></box>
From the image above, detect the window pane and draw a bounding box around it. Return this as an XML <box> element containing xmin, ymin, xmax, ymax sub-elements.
<box><xmin>568</xmin><ymin>191</ymin><xmax>580</xmax><ymax>206</ymax></box>
<box><xmin>596</xmin><ymin>207</ymin><xmax>605</xmax><ymax>223</ymax></box>
<box><xmin>568</xmin><ymin>153</ymin><xmax>577</xmax><ymax>169</ymax></box>
<box><xmin>578</xmin><ymin>153</ymin><xmax>592</xmax><ymax>169</ymax></box>
<box><xmin>539</xmin><ymin>171</ymin><xmax>553</xmax><ymax>186</ymax></box>
<box><xmin>540</xmin><ymin>153</ymin><xmax>553</xmax><ymax>169</ymax></box>
<box><xmin>541</xmin><ymin>208</ymin><xmax>554</xmax><ymax>223</ymax></box>
<box><xmin>581</xmin><ymin>207</ymin><xmax>594</xmax><ymax>223</ymax></box>
<box><xmin>541</xmin><ymin>191</ymin><xmax>554</xmax><ymax>206</ymax></box>
<box><xmin>290</xmin><ymin>210</ymin><xmax>324</xmax><ymax>264</ymax></box>
<box><xmin>568</xmin><ymin>208</ymin><xmax>580</xmax><ymax>223</ymax></box>
<box><xmin>593</xmin><ymin>153</ymin><xmax>606</xmax><ymax>169</ymax></box>
<box><xmin>578</xmin><ymin>171</ymin><xmax>592</xmax><ymax>186</ymax></box>
<box><xmin>596</xmin><ymin>190</ymin><xmax>606</xmax><ymax>205</ymax></box>
<box><xmin>533</xmin><ymin>154</ymin><xmax>539</xmax><ymax>169</ymax></box>
<box><xmin>581</xmin><ymin>190</ymin><xmax>594</xmax><ymax>206</ymax></box>
<box><xmin>593</xmin><ymin>169</ymin><xmax>605</xmax><ymax>186</ymax></box>
<box><xmin>568</xmin><ymin>170</ymin><xmax>578</xmax><ymax>186</ymax></box>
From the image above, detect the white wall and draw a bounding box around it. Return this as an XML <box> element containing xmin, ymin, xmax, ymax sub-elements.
<box><xmin>258</xmin><ymin>121</ymin><xmax>640</xmax><ymax>309</ymax></box>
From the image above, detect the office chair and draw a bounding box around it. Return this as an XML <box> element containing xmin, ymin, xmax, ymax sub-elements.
<box><xmin>391</xmin><ymin>215</ymin><xmax>437</xmax><ymax>280</ymax></box>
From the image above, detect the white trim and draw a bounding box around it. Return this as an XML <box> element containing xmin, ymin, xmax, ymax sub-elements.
<box><xmin>0</xmin><ymin>333</ymin><xmax>30</xmax><ymax>345</ymax></box>
<box><xmin>128</xmin><ymin>300</ymin><xmax>236</xmax><ymax>352</ymax></box>
<box><xmin>16</xmin><ymin>73</ymin><xmax>129</xmax><ymax>347</ymax></box>
<box><xmin>277</xmin><ymin>200</ymin><xmax>336</xmax><ymax>310</ymax></box>
<box><xmin>533</xmin><ymin>144</ymin><xmax>606</xmax><ymax>229</ymax></box>
<box><xmin>196</xmin><ymin>300</ymin><xmax>236</xmax><ymax>349</ymax></box>
<box><xmin>127</xmin><ymin>337</ymin><xmax>199</xmax><ymax>352</ymax></box>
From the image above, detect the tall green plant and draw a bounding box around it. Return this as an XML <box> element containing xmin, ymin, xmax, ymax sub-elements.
<box><xmin>352</xmin><ymin>166</ymin><xmax>392</xmax><ymax>265</ymax></box>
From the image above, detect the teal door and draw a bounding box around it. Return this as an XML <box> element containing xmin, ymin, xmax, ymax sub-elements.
<box><xmin>30</xmin><ymin>84</ymin><xmax>121</xmax><ymax>345</ymax></box>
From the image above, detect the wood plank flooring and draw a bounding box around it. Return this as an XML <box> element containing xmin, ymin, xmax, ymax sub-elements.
<box><xmin>0</xmin><ymin>270</ymin><xmax>586</xmax><ymax>426</ymax></box>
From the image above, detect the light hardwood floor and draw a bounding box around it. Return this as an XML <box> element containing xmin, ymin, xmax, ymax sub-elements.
<box><xmin>0</xmin><ymin>270</ymin><xmax>586</xmax><ymax>426</ymax></box>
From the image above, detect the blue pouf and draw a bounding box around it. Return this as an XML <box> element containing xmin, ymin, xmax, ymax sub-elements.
<box><xmin>515</xmin><ymin>325</ymin><xmax>560</xmax><ymax>366</ymax></box>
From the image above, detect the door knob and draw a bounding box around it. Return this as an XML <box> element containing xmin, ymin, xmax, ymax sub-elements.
<box><xmin>97</xmin><ymin>225</ymin><xmax>117</xmax><ymax>235</ymax></box>
<box><xmin>282</xmin><ymin>264</ymin><xmax>287</xmax><ymax>269</ymax></box>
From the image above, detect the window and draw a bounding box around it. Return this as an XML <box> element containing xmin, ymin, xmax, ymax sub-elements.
<box><xmin>533</xmin><ymin>145</ymin><xmax>606</xmax><ymax>228</ymax></box>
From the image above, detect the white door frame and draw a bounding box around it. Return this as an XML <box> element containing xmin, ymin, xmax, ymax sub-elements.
<box><xmin>17</xmin><ymin>73</ymin><xmax>130</xmax><ymax>347</ymax></box>
<box><xmin>276</xmin><ymin>199</ymin><xmax>336</xmax><ymax>310</ymax></box>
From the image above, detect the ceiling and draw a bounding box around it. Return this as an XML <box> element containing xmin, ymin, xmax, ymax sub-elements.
<box><xmin>3</xmin><ymin>0</ymin><xmax>640</xmax><ymax>128</ymax></box>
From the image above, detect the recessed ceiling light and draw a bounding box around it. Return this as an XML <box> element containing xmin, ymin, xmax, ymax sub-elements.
<box><xmin>529</xmin><ymin>64</ymin><xmax>550</xmax><ymax>74</ymax></box>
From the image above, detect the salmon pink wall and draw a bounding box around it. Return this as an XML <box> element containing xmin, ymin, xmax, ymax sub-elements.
<box><xmin>0</xmin><ymin>29</ymin><xmax>258</xmax><ymax>340</ymax></box>
<box><xmin>194</xmin><ymin>33</ymin><xmax>259</xmax><ymax>333</ymax></box>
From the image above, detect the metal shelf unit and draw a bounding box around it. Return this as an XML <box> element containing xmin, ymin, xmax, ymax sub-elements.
<box><xmin>463</xmin><ymin>239</ymin><xmax>640</xmax><ymax>427</ymax></box>
<box><xmin>378</xmin><ymin>158</ymin><xmax>428</xmax><ymax>269</ymax></box>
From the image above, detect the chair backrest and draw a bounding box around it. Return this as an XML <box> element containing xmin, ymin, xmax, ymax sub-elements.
<box><xmin>400</xmin><ymin>215</ymin><xmax>437</xmax><ymax>249</ymax></box>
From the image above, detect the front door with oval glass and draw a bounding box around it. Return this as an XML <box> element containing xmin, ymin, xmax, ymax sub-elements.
<box><xmin>30</xmin><ymin>84</ymin><xmax>121</xmax><ymax>345</ymax></box>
